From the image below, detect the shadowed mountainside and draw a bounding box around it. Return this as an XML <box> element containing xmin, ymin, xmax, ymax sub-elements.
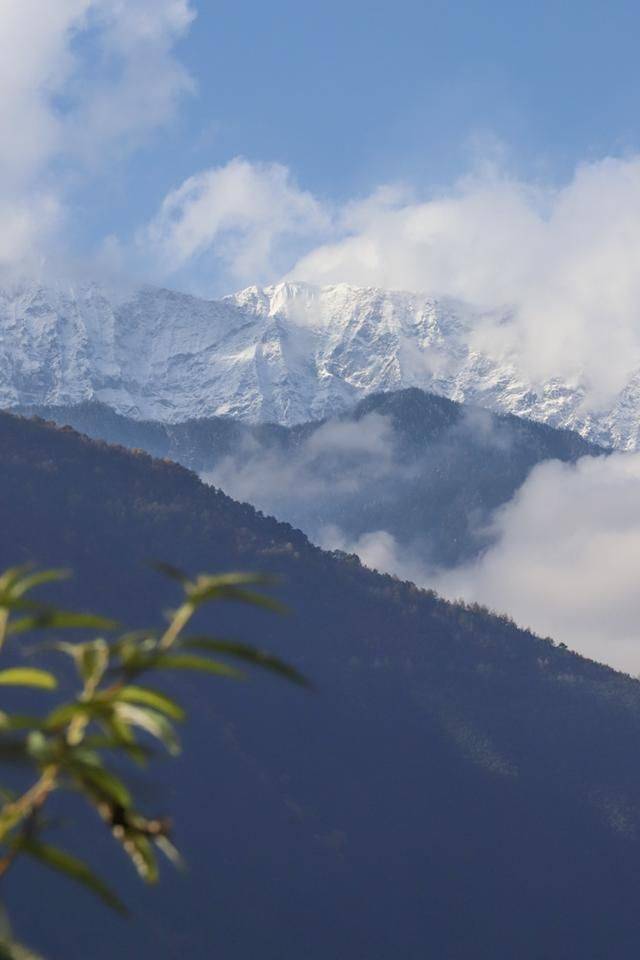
<box><xmin>0</xmin><ymin>409</ymin><xmax>638</xmax><ymax>959</ymax></box>
<box><xmin>17</xmin><ymin>387</ymin><xmax>605</xmax><ymax>569</ymax></box>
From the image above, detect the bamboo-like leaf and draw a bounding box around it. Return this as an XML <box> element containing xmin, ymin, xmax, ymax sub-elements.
<box><xmin>190</xmin><ymin>572</ymin><xmax>275</xmax><ymax>592</ymax></box>
<box><xmin>211</xmin><ymin>587</ymin><xmax>286</xmax><ymax>614</ymax></box>
<box><xmin>0</xmin><ymin>935</ymin><xmax>46</xmax><ymax>960</ymax></box>
<box><xmin>0</xmin><ymin>566</ymin><xmax>34</xmax><ymax>597</ymax></box>
<box><xmin>154</xmin><ymin>834</ymin><xmax>185</xmax><ymax>871</ymax></box>
<box><xmin>185</xmin><ymin>573</ymin><xmax>285</xmax><ymax>613</ymax></box>
<box><xmin>45</xmin><ymin>702</ymin><xmax>90</xmax><ymax>730</ymax></box>
<box><xmin>0</xmin><ymin>713</ymin><xmax>45</xmax><ymax>732</ymax></box>
<box><xmin>114</xmin><ymin>704</ymin><xmax>180</xmax><ymax>755</ymax></box>
<box><xmin>78</xmin><ymin>639</ymin><xmax>110</xmax><ymax>687</ymax></box>
<box><xmin>72</xmin><ymin>761</ymin><xmax>132</xmax><ymax>809</ymax></box>
<box><xmin>68</xmin><ymin>747</ymin><xmax>102</xmax><ymax>768</ymax></box>
<box><xmin>151</xmin><ymin>653</ymin><xmax>242</xmax><ymax>679</ymax></box>
<box><xmin>8</xmin><ymin>569</ymin><xmax>70</xmax><ymax>599</ymax></box>
<box><xmin>83</xmin><ymin>734</ymin><xmax>152</xmax><ymax>766</ymax></box>
<box><xmin>26</xmin><ymin>731</ymin><xmax>50</xmax><ymax>761</ymax></box>
<box><xmin>103</xmin><ymin>712</ymin><xmax>135</xmax><ymax>746</ymax></box>
<box><xmin>183</xmin><ymin>638</ymin><xmax>310</xmax><ymax>687</ymax></box>
<box><xmin>121</xmin><ymin>833</ymin><xmax>158</xmax><ymax>884</ymax></box>
<box><xmin>19</xmin><ymin>840</ymin><xmax>127</xmax><ymax>914</ymax></box>
<box><xmin>8</xmin><ymin>611</ymin><xmax>118</xmax><ymax>636</ymax></box>
<box><xmin>116</xmin><ymin>686</ymin><xmax>185</xmax><ymax>721</ymax></box>
<box><xmin>0</xmin><ymin>668</ymin><xmax>57</xmax><ymax>690</ymax></box>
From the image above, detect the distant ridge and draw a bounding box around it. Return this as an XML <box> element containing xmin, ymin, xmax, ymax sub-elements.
<box><xmin>19</xmin><ymin>387</ymin><xmax>605</xmax><ymax>569</ymax></box>
<box><xmin>2</xmin><ymin>279</ymin><xmax>640</xmax><ymax>448</ymax></box>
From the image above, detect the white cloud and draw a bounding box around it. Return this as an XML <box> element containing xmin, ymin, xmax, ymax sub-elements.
<box><xmin>140</xmin><ymin>158</ymin><xmax>330</xmax><ymax>288</ymax></box>
<box><xmin>291</xmin><ymin>157</ymin><xmax>640</xmax><ymax>410</ymax></box>
<box><xmin>431</xmin><ymin>453</ymin><xmax>640</xmax><ymax>675</ymax></box>
<box><xmin>316</xmin><ymin>451</ymin><xmax>640</xmax><ymax>675</ymax></box>
<box><xmin>318</xmin><ymin>526</ymin><xmax>431</xmax><ymax>587</ymax></box>
<box><xmin>0</xmin><ymin>0</ymin><xmax>195</xmax><ymax>270</ymax></box>
<box><xmin>141</xmin><ymin>153</ymin><xmax>640</xmax><ymax>411</ymax></box>
<box><xmin>205</xmin><ymin>412</ymin><xmax>396</xmax><ymax>508</ymax></box>
<box><xmin>70</xmin><ymin>0</ymin><xmax>196</xmax><ymax>163</ymax></box>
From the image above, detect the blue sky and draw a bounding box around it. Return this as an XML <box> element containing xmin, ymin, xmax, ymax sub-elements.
<box><xmin>84</xmin><ymin>0</ymin><xmax>640</xmax><ymax>241</ymax></box>
<box><xmin>3</xmin><ymin>0</ymin><xmax>640</xmax><ymax>300</ymax></box>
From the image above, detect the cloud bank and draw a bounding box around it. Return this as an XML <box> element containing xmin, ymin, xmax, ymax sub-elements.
<box><xmin>427</xmin><ymin>453</ymin><xmax>640</xmax><ymax>675</ymax></box>
<box><xmin>0</xmin><ymin>0</ymin><xmax>195</xmax><ymax>271</ymax></box>
<box><xmin>141</xmin><ymin>158</ymin><xmax>329</xmax><ymax>288</ymax></box>
<box><xmin>143</xmin><ymin>154</ymin><xmax>640</xmax><ymax>412</ymax></box>
<box><xmin>312</xmin><ymin>452</ymin><xmax>640</xmax><ymax>676</ymax></box>
<box><xmin>205</xmin><ymin>413</ymin><xmax>398</xmax><ymax>514</ymax></box>
<box><xmin>292</xmin><ymin>159</ymin><xmax>640</xmax><ymax>409</ymax></box>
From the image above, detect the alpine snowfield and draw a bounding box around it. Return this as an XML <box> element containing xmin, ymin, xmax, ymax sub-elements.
<box><xmin>2</xmin><ymin>278</ymin><xmax>639</xmax><ymax>449</ymax></box>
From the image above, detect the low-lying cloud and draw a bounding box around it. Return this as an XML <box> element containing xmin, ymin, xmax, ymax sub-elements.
<box><xmin>203</xmin><ymin>396</ymin><xmax>640</xmax><ymax>673</ymax></box>
<box><xmin>317</xmin><ymin>452</ymin><xmax>640</xmax><ymax>675</ymax></box>
<box><xmin>426</xmin><ymin>453</ymin><xmax>640</xmax><ymax>675</ymax></box>
<box><xmin>143</xmin><ymin>154</ymin><xmax>640</xmax><ymax>415</ymax></box>
<box><xmin>204</xmin><ymin>407</ymin><xmax>640</xmax><ymax>673</ymax></box>
<box><xmin>205</xmin><ymin>412</ymin><xmax>399</xmax><ymax>514</ymax></box>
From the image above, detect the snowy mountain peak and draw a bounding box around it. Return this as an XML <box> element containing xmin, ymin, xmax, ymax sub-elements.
<box><xmin>0</xmin><ymin>278</ymin><xmax>639</xmax><ymax>449</ymax></box>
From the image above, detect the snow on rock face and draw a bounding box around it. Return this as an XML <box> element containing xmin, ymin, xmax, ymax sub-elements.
<box><xmin>1</xmin><ymin>277</ymin><xmax>639</xmax><ymax>449</ymax></box>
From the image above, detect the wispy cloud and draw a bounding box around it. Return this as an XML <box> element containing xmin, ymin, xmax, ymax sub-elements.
<box><xmin>139</xmin><ymin>157</ymin><xmax>330</xmax><ymax>290</ymax></box>
<box><xmin>0</xmin><ymin>0</ymin><xmax>195</xmax><ymax>273</ymax></box>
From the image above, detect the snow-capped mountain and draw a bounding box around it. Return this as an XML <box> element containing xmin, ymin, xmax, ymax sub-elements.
<box><xmin>1</xmin><ymin>278</ymin><xmax>639</xmax><ymax>449</ymax></box>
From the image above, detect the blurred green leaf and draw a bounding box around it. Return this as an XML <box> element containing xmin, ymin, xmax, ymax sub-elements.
<box><xmin>0</xmin><ymin>566</ymin><xmax>34</xmax><ymax>596</ymax></box>
<box><xmin>83</xmin><ymin>734</ymin><xmax>152</xmax><ymax>766</ymax></box>
<box><xmin>122</xmin><ymin>833</ymin><xmax>158</xmax><ymax>884</ymax></box>
<box><xmin>45</xmin><ymin>702</ymin><xmax>90</xmax><ymax>730</ymax></box>
<box><xmin>0</xmin><ymin>937</ymin><xmax>46</xmax><ymax>960</ymax></box>
<box><xmin>154</xmin><ymin>834</ymin><xmax>185</xmax><ymax>871</ymax></box>
<box><xmin>185</xmin><ymin>573</ymin><xmax>285</xmax><ymax>614</ymax></box>
<box><xmin>151</xmin><ymin>653</ymin><xmax>242</xmax><ymax>679</ymax></box>
<box><xmin>7</xmin><ymin>569</ymin><xmax>70</xmax><ymax>599</ymax></box>
<box><xmin>26</xmin><ymin>731</ymin><xmax>51</xmax><ymax>762</ymax></box>
<box><xmin>0</xmin><ymin>669</ymin><xmax>57</xmax><ymax>690</ymax></box>
<box><xmin>116</xmin><ymin>686</ymin><xmax>185</xmax><ymax>721</ymax></box>
<box><xmin>78</xmin><ymin>639</ymin><xmax>109</xmax><ymax>687</ymax></box>
<box><xmin>114</xmin><ymin>703</ymin><xmax>180</xmax><ymax>755</ymax></box>
<box><xmin>0</xmin><ymin>560</ymin><xmax>305</xmax><ymax>935</ymax></box>
<box><xmin>184</xmin><ymin>638</ymin><xmax>310</xmax><ymax>687</ymax></box>
<box><xmin>0</xmin><ymin>713</ymin><xmax>45</xmax><ymax>732</ymax></box>
<box><xmin>8</xmin><ymin>611</ymin><xmax>118</xmax><ymax>636</ymax></box>
<box><xmin>19</xmin><ymin>840</ymin><xmax>127</xmax><ymax>914</ymax></box>
<box><xmin>71</xmin><ymin>762</ymin><xmax>132</xmax><ymax>809</ymax></box>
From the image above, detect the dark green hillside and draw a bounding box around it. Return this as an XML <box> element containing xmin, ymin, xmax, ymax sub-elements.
<box><xmin>0</xmin><ymin>410</ymin><xmax>639</xmax><ymax>959</ymax></box>
<box><xmin>20</xmin><ymin>388</ymin><xmax>604</xmax><ymax>568</ymax></box>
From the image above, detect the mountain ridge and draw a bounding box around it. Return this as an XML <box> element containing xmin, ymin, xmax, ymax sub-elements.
<box><xmin>1</xmin><ymin>278</ymin><xmax>639</xmax><ymax>448</ymax></box>
<box><xmin>3</xmin><ymin>408</ymin><xmax>640</xmax><ymax>957</ymax></box>
<box><xmin>19</xmin><ymin>388</ymin><xmax>604</xmax><ymax>571</ymax></box>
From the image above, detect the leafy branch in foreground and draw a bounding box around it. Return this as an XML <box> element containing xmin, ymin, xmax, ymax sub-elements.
<box><xmin>0</xmin><ymin>564</ymin><xmax>305</xmax><ymax>954</ymax></box>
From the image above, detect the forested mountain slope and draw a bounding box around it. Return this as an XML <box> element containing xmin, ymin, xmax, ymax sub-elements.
<box><xmin>21</xmin><ymin>387</ymin><xmax>604</xmax><ymax>568</ymax></box>
<box><xmin>1</xmin><ymin>411</ymin><xmax>639</xmax><ymax>959</ymax></box>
